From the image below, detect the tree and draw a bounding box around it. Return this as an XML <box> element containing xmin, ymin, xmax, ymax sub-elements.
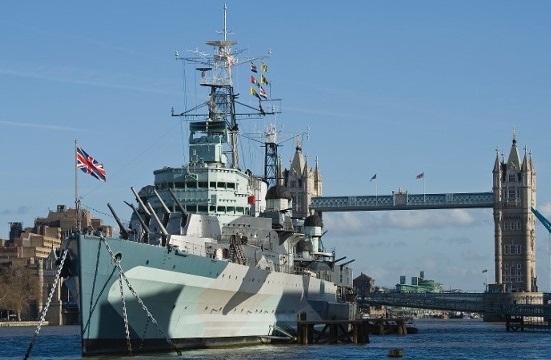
<box><xmin>0</xmin><ymin>262</ymin><xmax>40</xmax><ymax>321</ymax></box>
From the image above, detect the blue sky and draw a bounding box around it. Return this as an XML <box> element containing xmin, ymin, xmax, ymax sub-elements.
<box><xmin>1</xmin><ymin>1</ymin><xmax>551</xmax><ymax>291</ymax></box>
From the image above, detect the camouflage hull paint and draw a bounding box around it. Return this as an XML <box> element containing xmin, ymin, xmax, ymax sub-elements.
<box><xmin>73</xmin><ymin>235</ymin><xmax>349</xmax><ymax>355</ymax></box>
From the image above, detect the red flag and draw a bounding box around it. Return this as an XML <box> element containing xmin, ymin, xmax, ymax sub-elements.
<box><xmin>259</xmin><ymin>87</ymin><xmax>267</xmax><ymax>99</ymax></box>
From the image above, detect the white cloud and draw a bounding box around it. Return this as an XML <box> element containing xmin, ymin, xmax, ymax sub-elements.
<box><xmin>324</xmin><ymin>208</ymin><xmax>485</xmax><ymax>237</ymax></box>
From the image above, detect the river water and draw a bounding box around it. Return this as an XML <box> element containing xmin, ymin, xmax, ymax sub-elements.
<box><xmin>2</xmin><ymin>318</ymin><xmax>550</xmax><ymax>359</ymax></box>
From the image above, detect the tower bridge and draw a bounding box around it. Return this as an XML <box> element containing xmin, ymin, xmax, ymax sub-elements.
<box><xmin>309</xmin><ymin>133</ymin><xmax>538</xmax><ymax>294</ymax></box>
<box><xmin>310</xmin><ymin>191</ymin><xmax>494</xmax><ymax>212</ymax></box>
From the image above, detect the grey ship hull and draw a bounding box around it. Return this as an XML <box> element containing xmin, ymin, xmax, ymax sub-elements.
<box><xmin>67</xmin><ymin>234</ymin><xmax>350</xmax><ymax>355</ymax></box>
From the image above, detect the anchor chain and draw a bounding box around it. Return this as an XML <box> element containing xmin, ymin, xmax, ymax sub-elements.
<box><xmin>118</xmin><ymin>264</ymin><xmax>133</xmax><ymax>356</ymax></box>
<box><xmin>24</xmin><ymin>248</ymin><xmax>69</xmax><ymax>360</ymax></box>
<box><xmin>140</xmin><ymin>317</ymin><xmax>151</xmax><ymax>351</ymax></box>
<box><xmin>101</xmin><ymin>237</ymin><xmax>182</xmax><ymax>356</ymax></box>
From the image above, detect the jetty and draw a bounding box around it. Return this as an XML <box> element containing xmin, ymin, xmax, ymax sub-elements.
<box><xmin>296</xmin><ymin>316</ymin><xmax>413</xmax><ymax>345</ymax></box>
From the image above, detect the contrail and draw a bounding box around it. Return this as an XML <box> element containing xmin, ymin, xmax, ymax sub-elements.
<box><xmin>0</xmin><ymin>119</ymin><xmax>86</xmax><ymax>132</ymax></box>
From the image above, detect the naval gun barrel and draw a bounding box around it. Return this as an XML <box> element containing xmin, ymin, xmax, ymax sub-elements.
<box><xmin>340</xmin><ymin>259</ymin><xmax>355</xmax><ymax>268</ymax></box>
<box><xmin>153</xmin><ymin>188</ymin><xmax>171</xmax><ymax>228</ymax></box>
<box><xmin>124</xmin><ymin>201</ymin><xmax>150</xmax><ymax>242</ymax></box>
<box><xmin>146</xmin><ymin>202</ymin><xmax>168</xmax><ymax>246</ymax></box>
<box><xmin>331</xmin><ymin>256</ymin><xmax>347</xmax><ymax>265</ymax></box>
<box><xmin>168</xmin><ymin>188</ymin><xmax>188</xmax><ymax>216</ymax></box>
<box><xmin>131</xmin><ymin>187</ymin><xmax>151</xmax><ymax>216</ymax></box>
<box><xmin>153</xmin><ymin>188</ymin><xmax>171</xmax><ymax>215</ymax></box>
<box><xmin>168</xmin><ymin>188</ymin><xmax>189</xmax><ymax>226</ymax></box>
<box><xmin>107</xmin><ymin>203</ymin><xmax>130</xmax><ymax>240</ymax></box>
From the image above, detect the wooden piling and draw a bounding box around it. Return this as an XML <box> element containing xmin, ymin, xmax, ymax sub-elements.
<box><xmin>296</xmin><ymin>317</ymin><xmax>414</xmax><ymax>345</ymax></box>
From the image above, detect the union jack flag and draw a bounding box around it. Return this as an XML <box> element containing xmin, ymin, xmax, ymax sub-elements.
<box><xmin>76</xmin><ymin>144</ymin><xmax>106</xmax><ymax>182</ymax></box>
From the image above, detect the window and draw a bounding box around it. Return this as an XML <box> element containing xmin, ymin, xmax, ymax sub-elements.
<box><xmin>508</xmin><ymin>174</ymin><xmax>516</xmax><ymax>182</ymax></box>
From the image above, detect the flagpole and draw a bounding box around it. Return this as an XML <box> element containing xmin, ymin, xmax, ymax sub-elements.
<box><xmin>75</xmin><ymin>140</ymin><xmax>80</xmax><ymax>232</ymax></box>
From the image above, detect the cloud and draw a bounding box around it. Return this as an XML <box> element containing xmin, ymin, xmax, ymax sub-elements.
<box><xmin>324</xmin><ymin>208</ymin><xmax>484</xmax><ymax>237</ymax></box>
<box><xmin>0</xmin><ymin>67</ymin><xmax>175</xmax><ymax>95</ymax></box>
<box><xmin>0</xmin><ymin>206</ymin><xmax>30</xmax><ymax>216</ymax></box>
<box><xmin>0</xmin><ymin>119</ymin><xmax>86</xmax><ymax>132</ymax></box>
<box><xmin>538</xmin><ymin>201</ymin><xmax>551</xmax><ymax>217</ymax></box>
<box><xmin>461</xmin><ymin>250</ymin><xmax>487</xmax><ymax>262</ymax></box>
<box><xmin>385</xmin><ymin>209</ymin><xmax>477</xmax><ymax>229</ymax></box>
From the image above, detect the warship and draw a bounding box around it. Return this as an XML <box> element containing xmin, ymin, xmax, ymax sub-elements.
<box><xmin>60</xmin><ymin>6</ymin><xmax>354</xmax><ymax>356</ymax></box>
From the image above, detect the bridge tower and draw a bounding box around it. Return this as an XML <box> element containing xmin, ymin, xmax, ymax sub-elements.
<box><xmin>283</xmin><ymin>140</ymin><xmax>323</xmax><ymax>219</ymax></box>
<box><xmin>492</xmin><ymin>132</ymin><xmax>537</xmax><ymax>292</ymax></box>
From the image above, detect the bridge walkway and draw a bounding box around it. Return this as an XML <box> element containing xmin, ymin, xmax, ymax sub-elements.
<box><xmin>358</xmin><ymin>292</ymin><xmax>551</xmax><ymax>318</ymax></box>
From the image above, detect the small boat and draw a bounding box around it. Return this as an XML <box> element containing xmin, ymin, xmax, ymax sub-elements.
<box><xmin>388</xmin><ymin>348</ymin><xmax>404</xmax><ymax>357</ymax></box>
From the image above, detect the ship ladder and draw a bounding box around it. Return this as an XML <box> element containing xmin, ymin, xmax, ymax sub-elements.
<box><xmin>230</xmin><ymin>235</ymin><xmax>247</xmax><ymax>265</ymax></box>
<box><xmin>23</xmin><ymin>248</ymin><xmax>69</xmax><ymax>359</ymax></box>
<box><xmin>101</xmin><ymin>237</ymin><xmax>183</xmax><ymax>356</ymax></box>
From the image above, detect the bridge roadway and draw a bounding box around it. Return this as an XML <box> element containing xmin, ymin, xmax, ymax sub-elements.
<box><xmin>310</xmin><ymin>192</ymin><xmax>494</xmax><ymax>212</ymax></box>
<box><xmin>358</xmin><ymin>292</ymin><xmax>551</xmax><ymax>318</ymax></box>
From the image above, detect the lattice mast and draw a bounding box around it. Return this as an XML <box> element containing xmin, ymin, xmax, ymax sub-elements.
<box><xmin>172</xmin><ymin>4</ymin><xmax>280</xmax><ymax>170</ymax></box>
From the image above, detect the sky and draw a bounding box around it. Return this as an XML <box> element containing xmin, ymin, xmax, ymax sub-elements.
<box><xmin>1</xmin><ymin>1</ymin><xmax>551</xmax><ymax>292</ymax></box>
